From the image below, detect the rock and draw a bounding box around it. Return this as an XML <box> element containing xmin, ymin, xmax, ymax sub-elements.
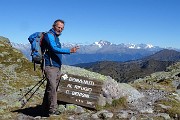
<box><xmin>68</xmin><ymin>115</ymin><xmax>75</xmax><ymax>120</ymax></box>
<box><xmin>91</xmin><ymin>110</ymin><xmax>111</xmax><ymax>119</ymax></box>
<box><xmin>157</xmin><ymin>113</ymin><xmax>171</xmax><ymax>120</ymax></box>
<box><xmin>176</xmin><ymin>89</ymin><xmax>180</xmax><ymax>96</ymax></box>
<box><xmin>77</xmin><ymin>113</ymin><xmax>90</xmax><ymax>120</ymax></box>
<box><xmin>58</xmin><ymin>105</ymin><xmax>66</xmax><ymax>113</ymax></box>
<box><xmin>0</xmin><ymin>36</ymin><xmax>11</xmax><ymax>46</ymax></box>
<box><xmin>101</xmin><ymin>78</ymin><xmax>144</xmax><ymax>106</ymax></box>
<box><xmin>158</xmin><ymin>104</ymin><xmax>172</xmax><ymax>109</ymax></box>
<box><xmin>177</xmin><ymin>84</ymin><xmax>180</xmax><ymax>89</ymax></box>
<box><xmin>116</xmin><ymin>111</ymin><xmax>129</xmax><ymax>119</ymax></box>
<box><xmin>75</xmin><ymin>106</ymin><xmax>85</xmax><ymax>114</ymax></box>
<box><xmin>101</xmin><ymin>112</ymin><xmax>113</xmax><ymax>119</ymax></box>
<box><xmin>118</xmin><ymin>83</ymin><xmax>144</xmax><ymax>103</ymax></box>
<box><xmin>97</xmin><ymin>94</ymin><xmax>106</xmax><ymax>106</ymax></box>
<box><xmin>91</xmin><ymin>113</ymin><xmax>99</xmax><ymax>119</ymax></box>
<box><xmin>139</xmin><ymin>108</ymin><xmax>153</xmax><ymax>114</ymax></box>
<box><xmin>130</xmin><ymin>116</ymin><xmax>137</xmax><ymax>120</ymax></box>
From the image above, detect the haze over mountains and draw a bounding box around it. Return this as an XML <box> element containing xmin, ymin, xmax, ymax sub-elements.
<box><xmin>11</xmin><ymin>40</ymin><xmax>180</xmax><ymax>65</ymax></box>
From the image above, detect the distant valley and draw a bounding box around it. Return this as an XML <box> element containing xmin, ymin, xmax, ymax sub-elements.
<box><xmin>74</xmin><ymin>49</ymin><xmax>180</xmax><ymax>83</ymax></box>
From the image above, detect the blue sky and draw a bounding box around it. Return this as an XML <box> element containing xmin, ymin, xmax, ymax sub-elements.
<box><xmin>0</xmin><ymin>0</ymin><xmax>180</xmax><ymax>48</ymax></box>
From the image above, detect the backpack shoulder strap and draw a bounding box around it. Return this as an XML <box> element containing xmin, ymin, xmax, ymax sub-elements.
<box><xmin>45</xmin><ymin>31</ymin><xmax>56</xmax><ymax>39</ymax></box>
<box><xmin>42</xmin><ymin>31</ymin><xmax>56</xmax><ymax>69</ymax></box>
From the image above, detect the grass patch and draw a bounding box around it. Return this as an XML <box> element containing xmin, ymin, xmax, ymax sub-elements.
<box><xmin>96</xmin><ymin>97</ymin><xmax>128</xmax><ymax>111</ymax></box>
<box><xmin>155</xmin><ymin>99</ymin><xmax>180</xmax><ymax>118</ymax></box>
<box><xmin>132</xmin><ymin>78</ymin><xmax>176</xmax><ymax>92</ymax></box>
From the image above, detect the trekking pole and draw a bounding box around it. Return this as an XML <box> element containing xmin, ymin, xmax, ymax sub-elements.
<box><xmin>19</xmin><ymin>77</ymin><xmax>46</xmax><ymax>108</ymax></box>
<box><xmin>19</xmin><ymin>77</ymin><xmax>45</xmax><ymax>102</ymax></box>
<box><xmin>21</xmin><ymin>78</ymin><xmax>46</xmax><ymax>108</ymax></box>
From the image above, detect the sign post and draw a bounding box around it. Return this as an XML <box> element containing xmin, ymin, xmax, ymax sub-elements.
<box><xmin>57</xmin><ymin>74</ymin><xmax>103</xmax><ymax>109</ymax></box>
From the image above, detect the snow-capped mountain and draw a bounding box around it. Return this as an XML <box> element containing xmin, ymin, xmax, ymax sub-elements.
<box><xmin>125</xmin><ymin>43</ymin><xmax>154</xmax><ymax>49</ymax></box>
<box><xmin>92</xmin><ymin>40</ymin><xmax>112</xmax><ymax>48</ymax></box>
<box><xmin>90</xmin><ymin>41</ymin><xmax>155</xmax><ymax>49</ymax></box>
<box><xmin>12</xmin><ymin>40</ymin><xmax>176</xmax><ymax>65</ymax></box>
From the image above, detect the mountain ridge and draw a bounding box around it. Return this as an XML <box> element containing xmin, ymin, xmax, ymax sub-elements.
<box><xmin>74</xmin><ymin>49</ymin><xmax>180</xmax><ymax>83</ymax></box>
<box><xmin>12</xmin><ymin>40</ymin><xmax>180</xmax><ymax>65</ymax></box>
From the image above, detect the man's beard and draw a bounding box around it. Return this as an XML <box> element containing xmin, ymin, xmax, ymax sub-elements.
<box><xmin>56</xmin><ymin>32</ymin><xmax>61</xmax><ymax>36</ymax></box>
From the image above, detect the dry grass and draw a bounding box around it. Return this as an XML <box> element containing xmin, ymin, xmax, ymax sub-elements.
<box><xmin>155</xmin><ymin>99</ymin><xmax>180</xmax><ymax>118</ymax></box>
<box><xmin>96</xmin><ymin>97</ymin><xmax>128</xmax><ymax>111</ymax></box>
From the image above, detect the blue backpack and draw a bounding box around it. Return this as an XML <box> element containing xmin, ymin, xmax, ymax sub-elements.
<box><xmin>28</xmin><ymin>32</ymin><xmax>46</xmax><ymax>71</ymax></box>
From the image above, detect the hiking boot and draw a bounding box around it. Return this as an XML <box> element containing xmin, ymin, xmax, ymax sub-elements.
<box><xmin>49</xmin><ymin>110</ymin><xmax>61</xmax><ymax>116</ymax></box>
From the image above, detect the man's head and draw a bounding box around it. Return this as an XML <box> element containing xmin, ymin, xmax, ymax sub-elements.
<box><xmin>53</xmin><ymin>19</ymin><xmax>65</xmax><ymax>36</ymax></box>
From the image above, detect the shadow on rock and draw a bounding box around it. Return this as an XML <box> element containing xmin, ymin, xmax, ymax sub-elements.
<box><xmin>12</xmin><ymin>105</ymin><xmax>49</xmax><ymax>117</ymax></box>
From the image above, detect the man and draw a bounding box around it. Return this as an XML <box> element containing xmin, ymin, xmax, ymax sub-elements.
<box><xmin>42</xmin><ymin>19</ymin><xmax>79</xmax><ymax>116</ymax></box>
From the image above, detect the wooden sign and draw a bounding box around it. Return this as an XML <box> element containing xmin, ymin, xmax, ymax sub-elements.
<box><xmin>57</xmin><ymin>74</ymin><xmax>103</xmax><ymax>109</ymax></box>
